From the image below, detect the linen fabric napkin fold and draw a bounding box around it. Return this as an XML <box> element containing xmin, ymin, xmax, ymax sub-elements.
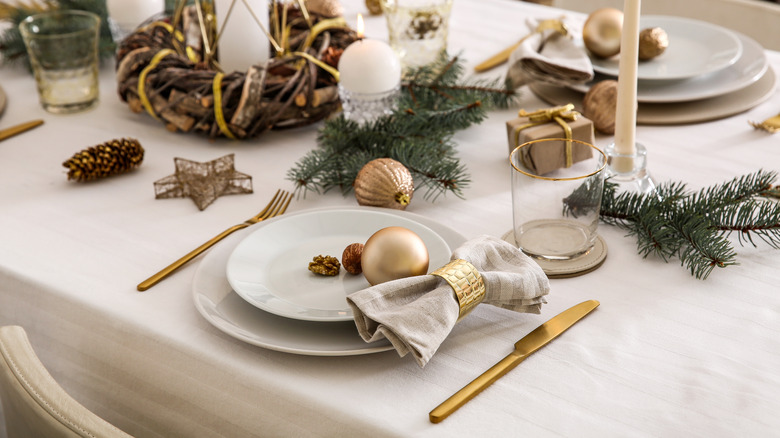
<box><xmin>346</xmin><ymin>235</ymin><xmax>550</xmax><ymax>367</ymax></box>
<box><xmin>506</xmin><ymin>19</ymin><xmax>594</xmax><ymax>89</ymax></box>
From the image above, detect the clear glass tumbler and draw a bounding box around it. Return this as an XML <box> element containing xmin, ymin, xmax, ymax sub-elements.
<box><xmin>381</xmin><ymin>0</ymin><xmax>453</xmax><ymax>70</ymax></box>
<box><xmin>19</xmin><ymin>10</ymin><xmax>101</xmax><ymax>114</ymax></box>
<box><xmin>510</xmin><ymin>138</ymin><xmax>606</xmax><ymax>261</ymax></box>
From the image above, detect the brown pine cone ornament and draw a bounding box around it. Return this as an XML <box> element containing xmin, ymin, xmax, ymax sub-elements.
<box><xmin>354</xmin><ymin>158</ymin><xmax>414</xmax><ymax>210</ymax></box>
<box><xmin>63</xmin><ymin>138</ymin><xmax>144</xmax><ymax>182</ymax></box>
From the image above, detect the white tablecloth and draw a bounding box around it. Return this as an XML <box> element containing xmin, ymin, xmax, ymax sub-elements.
<box><xmin>1</xmin><ymin>1</ymin><xmax>779</xmax><ymax>436</ymax></box>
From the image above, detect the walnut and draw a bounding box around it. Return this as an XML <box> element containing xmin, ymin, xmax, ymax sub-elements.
<box><xmin>342</xmin><ymin>243</ymin><xmax>364</xmax><ymax>275</ymax></box>
<box><xmin>583</xmin><ymin>80</ymin><xmax>618</xmax><ymax>135</ymax></box>
<box><xmin>308</xmin><ymin>255</ymin><xmax>340</xmax><ymax>276</ymax></box>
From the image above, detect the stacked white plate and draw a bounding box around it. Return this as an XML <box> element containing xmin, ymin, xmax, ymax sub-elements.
<box><xmin>530</xmin><ymin>16</ymin><xmax>777</xmax><ymax>124</ymax></box>
<box><xmin>192</xmin><ymin>207</ymin><xmax>466</xmax><ymax>356</ymax></box>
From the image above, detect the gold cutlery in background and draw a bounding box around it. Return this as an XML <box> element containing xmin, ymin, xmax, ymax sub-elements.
<box><xmin>429</xmin><ymin>300</ymin><xmax>600</xmax><ymax>423</ymax></box>
<box><xmin>473</xmin><ymin>18</ymin><xmax>568</xmax><ymax>73</ymax></box>
<box><xmin>750</xmin><ymin>112</ymin><xmax>780</xmax><ymax>133</ymax></box>
<box><xmin>137</xmin><ymin>189</ymin><xmax>292</xmax><ymax>291</ymax></box>
<box><xmin>0</xmin><ymin>119</ymin><xmax>44</xmax><ymax>142</ymax></box>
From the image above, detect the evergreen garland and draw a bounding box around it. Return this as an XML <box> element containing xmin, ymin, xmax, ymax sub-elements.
<box><xmin>287</xmin><ymin>55</ymin><xmax>519</xmax><ymax>199</ymax></box>
<box><xmin>597</xmin><ymin>170</ymin><xmax>780</xmax><ymax>279</ymax></box>
<box><xmin>0</xmin><ymin>0</ymin><xmax>115</xmax><ymax>67</ymax></box>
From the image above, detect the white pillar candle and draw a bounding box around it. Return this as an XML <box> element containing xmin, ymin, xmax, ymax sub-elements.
<box><xmin>215</xmin><ymin>0</ymin><xmax>270</xmax><ymax>73</ymax></box>
<box><xmin>613</xmin><ymin>0</ymin><xmax>641</xmax><ymax>165</ymax></box>
<box><xmin>107</xmin><ymin>0</ymin><xmax>163</xmax><ymax>33</ymax></box>
<box><xmin>338</xmin><ymin>15</ymin><xmax>401</xmax><ymax>94</ymax></box>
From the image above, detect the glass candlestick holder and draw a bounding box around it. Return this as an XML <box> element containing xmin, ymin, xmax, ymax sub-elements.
<box><xmin>604</xmin><ymin>141</ymin><xmax>657</xmax><ymax>195</ymax></box>
<box><xmin>338</xmin><ymin>83</ymin><xmax>400</xmax><ymax>125</ymax></box>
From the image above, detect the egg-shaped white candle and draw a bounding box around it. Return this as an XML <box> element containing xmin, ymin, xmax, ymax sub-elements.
<box><xmin>338</xmin><ymin>39</ymin><xmax>401</xmax><ymax>94</ymax></box>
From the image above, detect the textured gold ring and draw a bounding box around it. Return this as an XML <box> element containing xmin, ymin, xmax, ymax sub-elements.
<box><xmin>431</xmin><ymin>259</ymin><xmax>486</xmax><ymax>320</ymax></box>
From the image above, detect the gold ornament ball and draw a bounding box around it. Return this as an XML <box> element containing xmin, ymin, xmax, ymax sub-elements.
<box><xmin>638</xmin><ymin>27</ymin><xmax>669</xmax><ymax>60</ymax></box>
<box><xmin>582</xmin><ymin>8</ymin><xmax>623</xmax><ymax>59</ymax></box>
<box><xmin>361</xmin><ymin>227</ymin><xmax>429</xmax><ymax>286</ymax></box>
<box><xmin>583</xmin><ymin>79</ymin><xmax>618</xmax><ymax>135</ymax></box>
<box><xmin>354</xmin><ymin>158</ymin><xmax>414</xmax><ymax>210</ymax></box>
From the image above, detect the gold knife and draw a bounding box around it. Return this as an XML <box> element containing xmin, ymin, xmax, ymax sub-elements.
<box><xmin>0</xmin><ymin>119</ymin><xmax>44</xmax><ymax>142</ymax></box>
<box><xmin>429</xmin><ymin>299</ymin><xmax>600</xmax><ymax>423</ymax></box>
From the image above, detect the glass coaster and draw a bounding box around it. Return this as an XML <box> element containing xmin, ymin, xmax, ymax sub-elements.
<box><xmin>502</xmin><ymin>230</ymin><xmax>608</xmax><ymax>278</ymax></box>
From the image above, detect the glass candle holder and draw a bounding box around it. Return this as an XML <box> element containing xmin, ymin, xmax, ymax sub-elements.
<box><xmin>510</xmin><ymin>138</ymin><xmax>607</xmax><ymax>261</ymax></box>
<box><xmin>381</xmin><ymin>0</ymin><xmax>453</xmax><ymax>69</ymax></box>
<box><xmin>19</xmin><ymin>10</ymin><xmax>101</xmax><ymax>114</ymax></box>
<box><xmin>338</xmin><ymin>84</ymin><xmax>400</xmax><ymax>124</ymax></box>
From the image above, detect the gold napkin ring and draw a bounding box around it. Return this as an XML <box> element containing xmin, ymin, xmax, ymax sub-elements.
<box><xmin>431</xmin><ymin>259</ymin><xmax>486</xmax><ymax>320</ymax></box>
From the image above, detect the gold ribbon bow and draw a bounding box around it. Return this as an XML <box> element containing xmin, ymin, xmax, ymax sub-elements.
<box><xmin>514</xmin><ymin>103</ymin><xmax>580</xmax><ymax>168</ymax></box>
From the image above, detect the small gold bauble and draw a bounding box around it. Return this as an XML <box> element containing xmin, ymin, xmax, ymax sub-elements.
<box><xmin>354</xmin><ymin>158</ymin><xmax>414</xmax><ymax>210</ymax></box>
<box><xmin>361</xmin><ymin>226</ymin><xmax>429</xmax><ymax>286</ymax></box>
<box><xmin>365</xmin><ymin>0</ymin><xmax>383</xmax><ymax>15</ymax></box>
<box><xmin>583</xmin><ymin>79</ymin><xmax>618</xmax><ymax>135</ymax></box>
<box><xmin>638</xmin><ymin>27</ymin><xmax>669</xmax><ymax>61</ymax></box>
<box><xmin>582</xmin><ymin>8</ymin><xmax>623</xmax><ymax>59</ymax></box>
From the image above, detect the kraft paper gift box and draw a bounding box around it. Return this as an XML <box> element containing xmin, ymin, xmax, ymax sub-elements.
<box><xmin>506</xmin><ymin>105</ymin><xmax>595</xmax><ymax>176</ymax></box>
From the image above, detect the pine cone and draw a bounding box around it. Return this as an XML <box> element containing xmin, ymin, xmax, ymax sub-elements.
<box><xmin>63</xmin><ymin>138</ymin><xmax>144</xmax><ymax>182</ymax></box>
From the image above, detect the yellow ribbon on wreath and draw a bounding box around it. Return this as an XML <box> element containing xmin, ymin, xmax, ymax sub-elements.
<box><xmin>513</xmin><ymin>103</ymin><xmax>580</xmax><ymax>168</ymax></box>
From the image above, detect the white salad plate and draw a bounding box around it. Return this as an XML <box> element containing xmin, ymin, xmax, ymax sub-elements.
<box><xmin>225</xmin><ymin>208</ymin><xmax>452</xmax><ymax>322</ymax></box>
<box><xmin>192</xmin><ymin>207</ymin><xmax>467</xmax><ymax>356</ymax></box>
<box><xmin>571</xmin><ymin>31</ymin><xmax>767</xmax><ymax>103</ymax></box>
<box><xmin>590</xmin><ymin>16</ymin><xmax>743</xmax><ymax>81</ymax></box>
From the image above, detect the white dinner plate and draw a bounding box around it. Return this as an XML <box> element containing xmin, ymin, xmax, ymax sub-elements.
<box><xmin>192</xmin><ymin>207</ymin><xmax>467</xmax><ymax>356</ymax></box>
<box><xmin>226</xmin><ymin>209</ymin><xmax>452</xmax><ymax>322</ymax></box>
<box><xmin>590</xmin><ymin>16</ymin><xmax>742</xmax><ymax>81</ymax></box>
<box><xmin>571</xmin><ymin>31</ymin><xmax>767</xmax><ymax>103</ymax></box>
<box><xmin>530</xmin><ymin>64</ymin><xmax>776</xmax><ymax>125</ymax></box>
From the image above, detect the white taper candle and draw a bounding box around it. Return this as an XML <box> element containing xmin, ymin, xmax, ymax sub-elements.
<box><xmin>612</xmin><ymin>0</ymin><xmax>641</xmax><ymax>172</ymax></box>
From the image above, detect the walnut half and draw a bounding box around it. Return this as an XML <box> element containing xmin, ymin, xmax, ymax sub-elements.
<box><xmin>308</xmin><ymin>255</ymin><xmax>340</xmax><ymax>276</ymax></box>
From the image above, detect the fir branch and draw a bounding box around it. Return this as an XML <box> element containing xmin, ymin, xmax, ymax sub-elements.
<box><xmin>288</xmin><ymin>55</ymin><xmax>518</xmax><ymax>199</ymax></box>
<box><xmin>598</xmin><ymin>170</ymin><xmax>780</xmax><ymax>279</ymax></box>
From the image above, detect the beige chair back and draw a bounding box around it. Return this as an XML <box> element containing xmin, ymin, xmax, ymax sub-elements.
<box><xmin>0</xmin><ymin>325</ymin><xmax>133</xmax><ymax>438</ymax></box>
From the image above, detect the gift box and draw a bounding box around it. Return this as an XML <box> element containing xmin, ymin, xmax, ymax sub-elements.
<box><xmin>506</xmin><ymin>104</ymin><xmax>595</xmax><ymax>176</ymax></box>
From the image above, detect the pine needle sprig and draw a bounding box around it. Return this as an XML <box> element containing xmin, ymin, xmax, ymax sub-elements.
<box><xmin>595</xmin><ymin>170</ymin><xmax>780</xmax><ymax>279</ymax></box>
<box><xmin>287</xmin><ymin>55</ymin><xmax>519</xmax><ymax>198</ymax></box>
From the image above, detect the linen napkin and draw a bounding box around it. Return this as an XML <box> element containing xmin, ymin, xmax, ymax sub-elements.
<box><xmin>346</xmin><ymin>235</ymin><xmax>550</xmax><ymax>367</ymax></box>
<box><xmin>506</xmin><ymin>19</ymin><xmax>594</xmax><ymax>89</ymax></box>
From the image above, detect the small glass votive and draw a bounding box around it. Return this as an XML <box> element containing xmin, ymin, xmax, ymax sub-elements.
<box><xmin>19</xmin><ymin>10</ymin><xmax>101</xmax><ymax>114</ymax></box>
<box><xmin>338</xmin><ymin>85</ymin><xmax>400</xmax><ymax>124</ymax></box>
<box><xmin>381</xmin><ymin>0</ymin><xmax>453</xmax><ymax>69</ymax></box>
<box><xmin>510</xmin><ymin>138</ymin><xmax>607</xmax><ymax>261</ymax></box>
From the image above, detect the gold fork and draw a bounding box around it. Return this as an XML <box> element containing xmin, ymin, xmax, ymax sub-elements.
<box><xmin>474</xmin><ymin>18</ymin><xmax>569</xmax><ymax>73</ymax></box>
<box><xmin>750</xmin><ymin>112</ymin><xmax>780</xmax><ymax>133</ymax></box>
<box><xmin>137</xmin><ymin>189</ymin><xmax>293</xmax><ymax>291</ymax></box>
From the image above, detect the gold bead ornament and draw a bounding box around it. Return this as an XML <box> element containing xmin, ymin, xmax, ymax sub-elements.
<box><xmin>582</xmin><ymin>8</ymin><xmax>623</xmax><ymax>59</ymax></box>
<box><xmin>361</xmin><ymin>227</ymin><xmax>430</xmax><ymax>285</ymax></box>
<box><xmin>638</xmin><ymin>27</ymin><xmax>669</xmax><ymax>60</ymax></box>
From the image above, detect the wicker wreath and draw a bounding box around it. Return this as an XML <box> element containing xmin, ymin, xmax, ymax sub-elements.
<box><xmin>115</xmin><ymin>3</ymin><xmax>357</xmax><ymax>140</ymax></box>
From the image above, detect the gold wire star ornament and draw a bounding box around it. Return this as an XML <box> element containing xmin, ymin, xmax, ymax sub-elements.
<box><xmin>154</xmin><ymin>154</ymin><xmax>253</xmax><ymax>210</ymax></box>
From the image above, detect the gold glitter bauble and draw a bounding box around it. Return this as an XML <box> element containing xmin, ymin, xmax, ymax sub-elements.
<box><xmin>582</xmin><ymin>8</ymin><xmax>623</xmax><ymax>59</ymax></box>
<box><xmin>361</xmin><ymin>227</ymin><xmax>429</xmax><ymax>286</ymax></box>
<box><xmin>354</xmin><ymin>158</ymin><xmax>414</xmax><ymax>210</ymax></box>
<box><xmin>583</xmin><ymin>79</ymin><xmax>618</xmax><ymax>135</ymax></box>
<box><xmin>638</xmin><ymin>27</ymin><xmax>669</xmax><ymax>60</ymax></box>
<box><xmin>305</xmin><ymin>0</ymin><xmax>344</xmax><ymax>18</ymax></box>
<box><xmin>365</xmin><ymin>0</ymin><xmax>383</xmax><ymax>15</ymax></box>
